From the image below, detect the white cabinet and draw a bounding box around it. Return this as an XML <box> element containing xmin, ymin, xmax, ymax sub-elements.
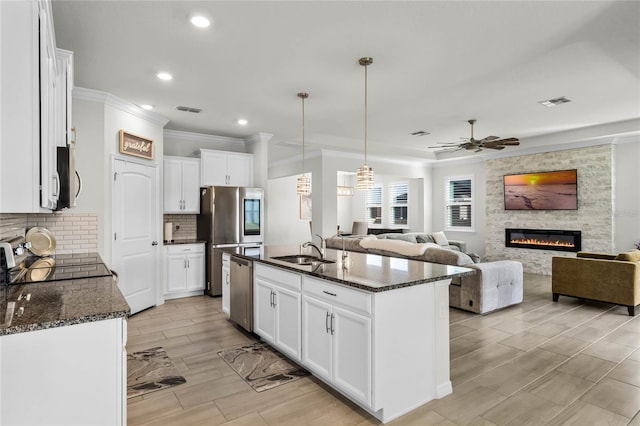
<box><xmin>163</xmin><ymin>156</ymin><xmax>200</xmax><ymax>213</ymax></box>
<box><xmin>164</xmin><ymin>243</ymin><xmax>205</xmax><ymax>299</ymax></box>
<box><xmin>0</xmin><ymin>318</ymin><xmax>127</xmax><ymax>425</ymax></box>
<box><xmin>200</xmin><ymin>148</ymin><xmax>253</xmax><ymax>187</ymax></box>
<box><xmin>253</xmin><ymin>264</ymin><xmax>302</xmax><ymax>361</ymax></box>
<box><xmin>0</xmin><ymin>0</ymin><xmax>66</xmax><ymax>212</ymax></box>
<box><xmin>302</xmin><ymin>276</ymin><xmax>372</xmax><ymax>406</ymax></box>
<box><xmin>222</xmin><ymin>253</ymin><xmax>231</xmax><ymax>315</ymax></box>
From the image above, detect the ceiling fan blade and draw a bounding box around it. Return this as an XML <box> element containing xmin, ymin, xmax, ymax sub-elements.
<box><xmin>480</xmin><ymin>136</ymin><xmax>499</xmax><ymax>142</ymax></box>
<box><xmin>487</xmin><ymin>145</ymin><xmax>505</xmax><ymax>150</ymax></box>
<box><xmin>500</xmin><ymin>140</ymin><xmax>520</xmax><ymax>146</ymax></box>
<box><xmin>494</xmin><ymin>137</ymin><xmax>519</xmax><ymax>143</ymax></box>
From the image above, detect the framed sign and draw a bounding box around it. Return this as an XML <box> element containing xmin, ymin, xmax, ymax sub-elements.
<box><xmin>119</xmin><ymin>130</ymin><xmax>154</xmax><ymax>160</ymax></box>
<box><xmin>300</xmin><ymin>194</ymin><xmax>312</xmax><ymax>220</ymax></box>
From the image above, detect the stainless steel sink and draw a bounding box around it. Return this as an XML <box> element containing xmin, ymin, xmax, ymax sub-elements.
<box><xmin>271</xmin><ymin>255</ymin><xmax>335</xmax><ymax>266</ymax></box>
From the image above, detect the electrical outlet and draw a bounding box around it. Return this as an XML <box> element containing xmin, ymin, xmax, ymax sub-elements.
<box><xmin>175</xmin><ymin>224</ymin><xmax>180</xmax><ymax>231</ymax></box>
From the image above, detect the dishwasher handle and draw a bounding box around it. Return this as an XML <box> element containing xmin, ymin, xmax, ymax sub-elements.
<box><xmin>230</xmin><ymin>256</ymin><xmax>252</xmax><ymax>269</ymax></box>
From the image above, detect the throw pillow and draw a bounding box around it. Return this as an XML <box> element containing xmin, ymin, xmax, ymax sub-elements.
<box><xmin>416</xmin><ymin>234</ymin><xmax>434</xmax><ymax>243</ymax></box>
<box><xmin>358</xmin><ymin>235</ymin><xmax>378</xmax><ymax>249</ymax></box>
<box><xmin>431</xmin><ymin>231</ymin><xmax>449</xmax><ymax>246</ymax></box>
<box><xmin>615</xmin><ymin>249</ymin><xmax>640</xmax><ymax>262</ymax></box>
<box><xmin>383</xmin><ymin>233</ymin><xmax>418</xmax><ymax>243</ymax></box>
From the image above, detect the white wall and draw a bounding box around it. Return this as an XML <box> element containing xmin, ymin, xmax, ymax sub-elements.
<box><xmin>266</xmin><ymin>174</ymin><xmax>313</xmax><ymax>245</ymax></box>
<box><xmin>614</xmin><ymin>139</ymin><xmax>640</xmax><ymax>251</ymax></box>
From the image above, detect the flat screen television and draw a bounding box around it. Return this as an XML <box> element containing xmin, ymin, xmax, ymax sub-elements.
<box><xmin>504</xmin><ymin>169</ymin><xmax>577</xmax><ymax>210</ymax></box>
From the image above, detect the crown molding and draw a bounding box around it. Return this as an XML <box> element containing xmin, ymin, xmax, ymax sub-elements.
<box><xmin>245</xmin><ymin>132</ymin><xmax>274</xmax><ymax>145</ymax></box>
<box><xmin>72</xmin><ymin>87</ymin><xmax>169</xmax><ymax>126</ymax></box>
<box><xmin>163</xmin><ymin>128</ymin><xmax>245</xmax><ymax>145</ymax></box>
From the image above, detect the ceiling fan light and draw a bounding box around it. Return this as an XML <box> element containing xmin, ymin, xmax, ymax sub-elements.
<box><xmin>297</xmin><ymin>175</ymin><xmax>311</xmax><ymax>195</ymax></box>
<box><xmin>356</xmin><ymin>165</ymin><xmax>374</xmax><ymax>190</ymax></box>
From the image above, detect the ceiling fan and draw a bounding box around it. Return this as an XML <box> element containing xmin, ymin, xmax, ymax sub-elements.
<box><xmin>429</xmin><ymin>119</ymin><xmax>520</xmax><ymax>153</ymax></box>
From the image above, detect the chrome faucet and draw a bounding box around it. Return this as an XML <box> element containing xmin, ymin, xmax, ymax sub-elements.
<box><xmin>303</xmin><ymin>234</ymin><xmax>326</xmax><ymax>259</ymax></box>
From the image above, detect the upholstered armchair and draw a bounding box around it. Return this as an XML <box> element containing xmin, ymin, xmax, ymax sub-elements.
<box><xmin>552</xmin><ymin>250</ymin><xmax>640</xmax><ymax>316</ymax></box>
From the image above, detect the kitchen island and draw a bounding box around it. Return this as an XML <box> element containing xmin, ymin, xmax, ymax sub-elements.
<box><xmin>0</xmin><ymin>275</ymin><xmax>130</xmax><ymax>426</ymax></box>
<box><xmin>224</xmin><ymin>245</ymin><xmax>474</xmax><ymax>423</ymax></box>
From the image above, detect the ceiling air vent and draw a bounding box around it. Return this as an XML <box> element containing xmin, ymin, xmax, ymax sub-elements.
<box><xmin>410</xmin><ymin>130</ymin><xmax>430</xmax><ymax>136</ymax></box>
<box><xmin>176</xmin><ymin>106</ymin><xmax>202</xmax><ymax>113</ymax></box>
<box><xmin>538</xmin><ymin>97</ymin><xmax>571</xmax><ymax>107</ymax></box>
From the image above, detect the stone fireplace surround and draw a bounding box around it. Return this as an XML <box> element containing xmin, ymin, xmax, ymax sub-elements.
<box><xmin>485</xmin><ymin>144</ymin><xmax>613</xmax><ymax>275</ymax></box>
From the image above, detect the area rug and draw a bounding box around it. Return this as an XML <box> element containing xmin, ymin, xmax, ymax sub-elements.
<box><xmin>127</xmin><ymin>346</ymin><xmax>186</xmax><ymax>398</ymax></box>
<box><xmin>218</xmin><ymin>341</ymin><xmax>309</xmax><ymax>392</ymax></box>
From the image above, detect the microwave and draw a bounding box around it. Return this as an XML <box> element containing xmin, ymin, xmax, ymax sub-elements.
<box><xmin>55</xmin><ymin>146</ymin><xmax>81</xmax><ymax>210</ymax></box>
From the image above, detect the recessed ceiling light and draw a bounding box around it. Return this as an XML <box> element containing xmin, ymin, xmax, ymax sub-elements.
<box><xmin>237</xmin><ymin>119</ymin><xmax>248</xmax><ymax>126</ymax></box>
<box><xmin>538</xmin><ymin>96</ymin><xmax>571</xmax><ymax>107</ymax></box>
<box><xmin>140</xmin><ymin>104</ymin><xmax>154</xmax><ymax>110</ymax></box>
<box><xmin>156</xmin><ymin>72</ymin><xmax>173</xmax><ymax>81</ymax></box>
<box><xmin>190</xmin><ymin>15</ymin><xmax>210</xmax><ymax>28</ymax></box>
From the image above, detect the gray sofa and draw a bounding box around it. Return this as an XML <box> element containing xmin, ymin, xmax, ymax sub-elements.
<box><xmin>326</xmin><ymin>233</ymin><xmax>523</xmax><ymax>314</ymax></box>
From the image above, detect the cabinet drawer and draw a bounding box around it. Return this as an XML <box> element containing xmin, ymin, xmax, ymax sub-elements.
<box><xmin>166</xmin><ymin>243</ymin><xmax>204</xmax><ymax>255</ymax></box>
<box><xmin>303</xmin><ymin>277</ymin><xmax>371</xmax><ymax>315</ymax></box>
<box><xmin>255</xmin><ymin>263</ymin><xmax>301</xmax><ymax>292</ymax></box>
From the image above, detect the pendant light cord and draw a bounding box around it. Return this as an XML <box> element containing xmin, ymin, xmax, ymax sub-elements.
<box><xmin>364</xmin><ymin>62</ymin><xmax>368</xmax><ymax>165</ymax></box>
<box><xmin>301</xmin><ymin>94</ymin><xmax>305</xmax><ymax>176</ymax></box>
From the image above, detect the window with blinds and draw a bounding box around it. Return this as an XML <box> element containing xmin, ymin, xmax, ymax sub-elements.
<box><xmin>365</xmin><ymin>186</ymin><xmax>382</xmax><ymax>225</ymax></box>
<box><xmin>445</xmin><ymin>176</ymin><xmax>473</xmax><ymax>231</ymax></box>
<box><xmin>389</xmin><ymin>182</ymin><xmax>408</xmax><ymax>226</ymax></box>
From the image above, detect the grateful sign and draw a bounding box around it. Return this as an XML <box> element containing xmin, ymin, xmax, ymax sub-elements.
<box><xmin>119</xmin><ymin>130</ymin><xmax>154</xmax><ymax>160</ymax></box>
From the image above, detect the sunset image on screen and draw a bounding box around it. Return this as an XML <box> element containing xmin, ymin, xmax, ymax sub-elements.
<box><xmin>504</xmin><ymin>170</ymin><xmax>577</xmax><ymax>210</ymax></box>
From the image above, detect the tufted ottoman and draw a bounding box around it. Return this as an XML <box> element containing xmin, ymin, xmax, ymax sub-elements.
<box><xmin>449</xmin><ymin>260</ymin><xmax>523</xmax><ymax>314</ymax></box>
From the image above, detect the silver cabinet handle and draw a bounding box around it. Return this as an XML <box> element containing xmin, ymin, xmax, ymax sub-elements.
<box><xmin>187</xmin><ymin>259</ymin><xmax>190</xmax><ymax>268</ymax></box>
<box><xmin>151</xmin><ymin>241</ymin><xmax>158</xmax><ymax>246</ymax></box>
<box><xmin>272</xmin><ymin>290</ymin><xmax>276</xmax><ymax>307</ymax></box>
<box><xmin>325</xmin><ymin>312</ymin><xmax>331</xmax><ymax>333</ymax></box>
<box><xmin>330</xmin><ymin>313</ymin><xmax>335</xmax><ymax>335</ymax></box>
<box><xmin>323</xmin><ymin>290</ymin><xmax>337</xmax><ymax>297</ymax></box>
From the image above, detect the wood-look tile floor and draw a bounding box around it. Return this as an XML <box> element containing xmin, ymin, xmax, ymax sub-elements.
<box><xmin>127</xmin><ymin>274</ymin><xmax>640</xmax><ymax>425</ymax></box>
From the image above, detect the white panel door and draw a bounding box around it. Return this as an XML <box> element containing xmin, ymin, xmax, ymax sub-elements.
<box><xmin>275</xmin><ymin>286</ymin><xmax>302</xmax><ymax>361</ymax></box>
<box><xmin>181</xmin><ymin>159</ymin><xmax>200</xmax><ymax>213</ymax></box>
<box><xmin>185</xmin><ymin>252</ymin><xmax>204</xmax><ymax>291</ymax></box>
<box><xmin>228</xmin><ymin>154</ymin><xmax>253</xmax><ymax>187</ymax></box>
<box><xmin>113</xmin><ymin>158</ymin><xmax>159</xmax><ymax>314</ymax></box>
<box><xmin>200</xmin><ymin>150</ymin><xmax>228</xmax><ymax>186</ymax></box>
<box><xmin>253</xmin><ymin>279</ymin><xmax>276</xmax><ymax>343</ymax></box>
<box><xmin>301</xmin><ymin>295</ymin><xmax>332</xmax><ymax>381</ymax></box>
<box><xmin>163</xmin><ymin>158</ymin><xmax>182</xmax><ymax>212</ymax></box>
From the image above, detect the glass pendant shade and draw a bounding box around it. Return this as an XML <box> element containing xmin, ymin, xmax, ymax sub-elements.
<box><xmin>356</xmin><ymin>164</ymin><xmax>374</xmax><ymax>190</ymax></box>
<box><xmin>297</xmin><ymin>174</ymin><xmax>311</xmax><ymax>195</ymax></box>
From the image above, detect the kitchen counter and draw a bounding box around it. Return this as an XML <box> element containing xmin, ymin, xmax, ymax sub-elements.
<box><xmin>0</xmin><ymin>275</ymin><xmax>129</xmax><ymax>336</ymax></box>
<box><xmin>221</xmin><ymin>244</ymin><xmax>474</xmax><ymax>292</ymax></box>
<box><xmin>163</xmin><ymin>240</ymin><xmax>207</xmax><ymax>246</ymax></box>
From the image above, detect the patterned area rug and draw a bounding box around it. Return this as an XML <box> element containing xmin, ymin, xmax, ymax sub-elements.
<box><xmin>127</xmin><ymin>346</ymin><xmax>186</xmax><ymax>398</ymax></box>
<box><xmin>218</xmin><ymin>341</ymin><xmax>309</xmax><ymax>392</ymax></box>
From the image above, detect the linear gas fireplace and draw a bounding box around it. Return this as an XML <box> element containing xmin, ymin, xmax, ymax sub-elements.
<box><xmin>505</xmin><ymin>228</ymin><xmax>581</xmax><ymax>252</ymax></box>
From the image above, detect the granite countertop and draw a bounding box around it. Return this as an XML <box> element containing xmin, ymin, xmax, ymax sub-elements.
<box><xmin>219</xmin><ymin>245</ymin><xmax>475</xmax><ymax>293</ymax></box>
<box><xmin>163</xmin><ymin>240</ymin><xmax>207</xmax><ymax>246</ymax></box>
<box><xmin>0</xmin><ymin>276</ymin><xmax>130</xmax><ymax>336</ymax></box>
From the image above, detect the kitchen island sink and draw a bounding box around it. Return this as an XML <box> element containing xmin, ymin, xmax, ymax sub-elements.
<box><xmin>271</xmin><ymin>254</ymin><xmax>335</xmax><ymax>265</ymax></box>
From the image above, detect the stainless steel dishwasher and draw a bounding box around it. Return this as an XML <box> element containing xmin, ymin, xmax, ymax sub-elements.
<box><xmin>229</xmin><ymin>255</ymin><xmax>253</xmax><ymax>332</ymax></box>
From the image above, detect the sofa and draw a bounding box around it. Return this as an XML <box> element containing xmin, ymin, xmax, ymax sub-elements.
<box><xmin>552</xmin><ymin>250</ymin><xmax>640</xmax><ymax>316</ymax></box>
<box><xmin>326</xmin><ymin>233</ymin><xmax>523</xmax><ymax>314</ymax></box>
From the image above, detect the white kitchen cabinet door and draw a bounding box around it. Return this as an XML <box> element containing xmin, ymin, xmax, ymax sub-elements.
<box><xmin>163</xmin><ymin>158</ymin><xmax>183</xmax><ymax>212</ymax></box>
<box><xmin>185</xmin><ymin>251</ymin><xmax>205</xmax><ymax>291</ymax></box>
<box><xmin>254</xmin><ymin>278</ymin><xmax>276</xmax><ymax>343</ymax></box>
<box><xmin>332</xmin><ymin>306</ymin><xmax>372</xmax><ymax>406</ymax></box>
<box><xmin>227</xmin><ymin>153</ymin><xmax>253</xmax><ymax>187</ymax></box>
<box><xmin>274</xmin><ymin>285</ymin><xmax>302</xmax><ymax>360</ymax></box>
<box><xmin>200</xmin><ymin>150</ymin><xmax>229</xmax><ymax>186</ymax></box>
<box><xmin>166</xmin><ymin>253</ymin><xmax>187</xmax><ymax>293</ymax></box>
<box><xmin>163</xmin><ymin>157</ymin><xmax>200</xmax><ymax>213</ymax></box>
<box><xmin>301</xmin><ymin>295</ymin><xmax>333</xmax><ymax>381</ymax></box>
<box><xmin>200</xmin><ymin>149</ymin><xmax>253</xmax><ymax>187</ymax></box>
<box><xmin>222</xmin><ymin>257</ymin><xmax>230</xmax><ymax>315</ymax></box>
<box><xmin>181</xmin><ymin>159</ymin><xmax>200</xmax><ymax>212</ymax></box>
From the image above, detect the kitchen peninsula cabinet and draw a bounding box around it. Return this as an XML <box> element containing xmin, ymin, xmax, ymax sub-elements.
<box><xmin>200</xmin><ymin>148</ymin><xmax>253</xmax><ymax>187</ymax></box>
<box><xmin>0</xmin><ymin>0</ymin><xmax>70</xmax><ymax>212</ymax></box>
<box><xmin>253</xmin><ymin>263</ymin><xmax>302</xmax><ymax>361</ymax></box>
<box><xmin>164</xmin><ymin>243</ymin><xmax>205</xmax><ymax>299</ymax></box>
<box><xmin>163</xmin><ymin>156</ymin><xmax>200</xmax><ymax>213</ymax></box>
<box><xmin>302</xmin><ymin>276</ymin><xmax>372</xmax><ymax>406</ymax></box>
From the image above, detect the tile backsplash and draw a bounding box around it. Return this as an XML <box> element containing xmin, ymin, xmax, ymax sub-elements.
<box><xmin>0</xmin><ymin>213</ymin><xmax>98</xmax><ymax>254</ymax></box>
<box><xmin>163</xmin><ymin>214</ymin><xmax>197</xmax><ymax>242</ymax></box>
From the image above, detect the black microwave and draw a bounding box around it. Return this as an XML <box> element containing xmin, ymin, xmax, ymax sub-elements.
<box><xmin>55</xmin><ymin>146</ymin><xmax>81</xmax><ymax>210</ymax></box>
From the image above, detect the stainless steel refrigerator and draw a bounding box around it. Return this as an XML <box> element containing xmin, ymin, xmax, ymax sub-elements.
<box><xmin>197</xmin><ymin>186</ymin><xmax>263</xmax><ymax>296</ymax></box>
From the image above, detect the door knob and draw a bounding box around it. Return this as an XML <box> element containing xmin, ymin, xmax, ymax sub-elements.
<box><xmin>152</xmin><ymin>241</ymin><xmax>158</xmax><ymax>246</ymax></box>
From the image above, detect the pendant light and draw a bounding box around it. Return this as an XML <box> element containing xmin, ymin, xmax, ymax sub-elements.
<box><xmin>357</xmin><ymin>57</ymin><xmax>374</xmax><ymax>190</ymax></box>
<box><xmin>296</xmin><ymin>92</ymin><xmax>311</xmax><ymax>195</ymax></box>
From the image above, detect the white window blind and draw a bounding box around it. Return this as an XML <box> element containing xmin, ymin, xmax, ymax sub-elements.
<box><xmin>445</xmin><ymin>176</ymin><xmax>473</xmax><ymax>230</ymax></box>
<box><xmin>389</xmin><ymin>182</ymin><xmax>408</xmax><ymax>227</ymax></box>
<box><xmin>366</xmin><ymin>186</ymin><xmax>382</xmax><ymax>225</ymax></box>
